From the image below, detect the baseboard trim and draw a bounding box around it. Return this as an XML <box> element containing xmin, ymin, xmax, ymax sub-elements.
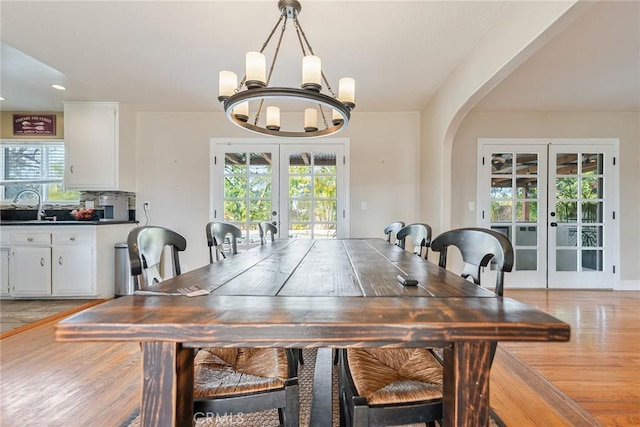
<box><xmin>616</xmin><ymin>279</ymin><xmax>640</xmax><ymax>291</ymax></box>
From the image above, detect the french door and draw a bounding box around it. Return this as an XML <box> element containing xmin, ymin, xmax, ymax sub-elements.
<box><xmin>211</xmin><ymin>139</ymin><xmax>349</xmax><ymax>249</ymax></box>
<box><xmin>211</xmin><ymin>143</ymin><xmax>280</xmax><ymax>247</ymax></box>
<box><xmin>479</xmin><ymin>139</ymin><xmax>618</xmax><ymax>289</ymax></box>
<box><xmin>279</xmin><ymin>144</ymin><xmax>348</xmax><ymax>239</ymax></box>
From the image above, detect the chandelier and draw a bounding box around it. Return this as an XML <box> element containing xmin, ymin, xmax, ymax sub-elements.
<box><xmin>217</xmin><ymin>0</ymin><xmax>355</xmax><ymax>138</ymax></box>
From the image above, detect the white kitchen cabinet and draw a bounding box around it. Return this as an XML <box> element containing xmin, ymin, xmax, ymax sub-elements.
<box><xmin>1</xmin><ymin>230</ymin><xmax>10</xmax><ymax>296</ymax></box>
<box><xmin>63</xmin><ymin>102</ymin><xmax>135</xmax><ymax>191</ymax></box>
<box><xmin>52</xmin><ymin>231</ymin><xmax>94</xmax><ymax>296</ymax></box>
<box><xmin>0</xmin><ymin>248</ymin><xmax>9</xmax><ymax>296</ymax></box>
<box><xmin>3</xmin><ymin>223</ymin><xmax>135</xmax><ymax>299</ymax></box>
<box><xmin>10</xmin><ymin>246</ymin><xmax>52</xmax><ymax>297</ymax></box>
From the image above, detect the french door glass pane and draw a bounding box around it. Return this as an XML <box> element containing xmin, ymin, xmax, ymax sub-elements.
<box><xmin>516</xmin><ymin>201</ymin><xmax>538</xmax><ymax>221</ymax></box>
<box><xmin>289</xmin><ymin>200</ymin><xmax>311</xmax><ymax>221</ymax></box>
<box><xmin>224</xmin><ymin>200</ymin><xmax>245</xmax><ymax>221</ymax></box>
<box><xmin>248</xmin><ymin>176</ymin><xmax>271</xmax><ymax>198</ymax></box>
<box><xmin>553</xmin><ymin>150</ymin><xmax>605</xmax><ymax>272</ymax></box>
<box><xmin>582</xmin><ymin>153</ymin><xmax>604</xmax><ymax>175</ymax></box>
<box><xmin>516</xmin><ymin>153</ymin><xmax>538</xmax><ymax>175</ymax></box>
<box><xmin>225</xmin><ymin>153</ymin><xmax>247</xmax><ymax>173</ymax></box>
<box><xmin>582</xmin><ymin>250</ymin><xmax>603</xmax><ymax>271</ymax></box>
<box><xmin>250</xmin><ymin>152</ymin><xmax>272</xmax><ymax>173</ymax></box>
<box><xmin>224</xmin><ymin>176</ymin><xmax>247</xmax><ymax>197</ymax></box>
<box><xmin>490</xmin><ymin>151</ymin><xmax>540</xmax><ymax>272</ymax></box>
<box><xmin>223</xmin><ymin>151</ymin><xmax>274</xmax><ymax>246</ymax></box>
<box><xmin>516</xmin><ymin>249</ymin><xmax>537</xmax><ymax>271</ymax></box>
<box><xmin>288</xmin><ymin>152</ymin><xmax>337</xmax><ymax>239</ymax></box>
<box><xmin>491</xmin><ymin>153</ymin><xmax>513</xmax><ymax>174</ymax></box>
<box><xmin>556</xmin><ymin>154</ymin><xmax>578</xmax><ymax>174</ymax></box>
<box><xmin>557</xmin><ymin>250</ymin><xmax>578</xmax><ymax>271</ymax></box>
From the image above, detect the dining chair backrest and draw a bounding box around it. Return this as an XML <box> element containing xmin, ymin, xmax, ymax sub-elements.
<box><xmin>430</xmin><ymin>227</ymin><xmax>514</xmax><ymax>296</ymax></box>
<box><xmin>205</xmin><ymin>221</ymin><xmax>242</xmax><ymax>263</ymax></box>
<box><xmin>127</xmin><ymin>225</ymin><xmax>187</xmax><ymax>288</ymax></box>
<box><xmin>383</xmin><ymin>221</ymin><xmax>405</xmax><ymax>243</ymax></box>
<box><xmin>258</xmin><ymin>221</ymin><xmax>277</xmax><ymax>244</ymax></box>
<box><xmin>395</xmin><ymin>223</ymin><xmax>432</xmax><ymax>259</ymax></box>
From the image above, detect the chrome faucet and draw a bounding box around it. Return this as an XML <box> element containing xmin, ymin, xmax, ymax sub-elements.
<box><xmin>12</xmin><ymin>189</ymin><xmax>45</xmax><ymax>220</ymax></box>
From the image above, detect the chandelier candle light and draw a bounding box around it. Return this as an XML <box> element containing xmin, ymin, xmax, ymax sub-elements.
<box><xmin>217</xmin><ymin>0</ymin><xmax>355</xmax><ymax>138</ymax></box>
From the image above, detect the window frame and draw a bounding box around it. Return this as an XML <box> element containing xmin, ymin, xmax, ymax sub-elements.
<box><xmin>0</xmin><ymin>139</ymin><xmax>79</xmax><ymax>204</ymax></box>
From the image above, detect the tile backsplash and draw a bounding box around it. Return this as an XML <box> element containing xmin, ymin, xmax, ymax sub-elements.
<box><xmin>80</xmin><ymin>191</ymin><xmax>136</xmax><ymax>210</ymax></box>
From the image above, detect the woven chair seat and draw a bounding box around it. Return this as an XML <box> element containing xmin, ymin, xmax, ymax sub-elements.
<box><xmin>194</xmin><ymin>348</ymin><xmax>289</xmax><ymax>398</ymax></box>
<box><xmin>347</xmin><ymin>348</ymin><xmax>443</xmax><ymax>405</ymax></box>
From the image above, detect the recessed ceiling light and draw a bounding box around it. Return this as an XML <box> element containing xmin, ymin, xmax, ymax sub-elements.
<box><xmin>52</xmin><ymin>84</ymin><xmax>66</xmax><ymax>90</ymax></box>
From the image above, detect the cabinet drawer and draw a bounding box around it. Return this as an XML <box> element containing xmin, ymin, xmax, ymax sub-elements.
<box><xmin>11</xmin><ymin>233</ymin><xmax>51</xmax><ymax>245</ymax></box>
<box><xmin>53</xmin><ymin>231</ymin><xmax>93</xmax><ymax>244</ymax></box>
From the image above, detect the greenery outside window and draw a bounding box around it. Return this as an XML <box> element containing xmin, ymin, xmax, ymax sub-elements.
<box><xmin>0</xmin><ymin>141</ymin><xmax>79</xmax><ymax>203</ymax></box>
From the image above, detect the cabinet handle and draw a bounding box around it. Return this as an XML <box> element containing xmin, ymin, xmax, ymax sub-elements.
<box><xmin>40</xmin><ymin>257</ymin><xmax>45</xmax><ymax>267</ymax></box>
<box><xmin>70</xmin><ymin>237</ymin><xmax>76</xmax><ymax>241</ymax></box>
<box><xmin>70</xmin><ymin>165</ymin><xmax>74</xmax><ymax>174</ymax></box>
<box><xmin>27</xmin><ymin>237</ymin><xmax>34</xmax><ymax>242</ymax></box>
<box><xmin>59</xmin><ymin>256</ymin><xmax>63</xmax><ymax>265</ymax></box>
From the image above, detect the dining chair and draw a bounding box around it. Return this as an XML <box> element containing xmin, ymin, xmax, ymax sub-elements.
<box><xmin>338</xmin><ymin>227</ymin><xmax>514</xmax><ymax>427</ymax></box>
<box><xmin>338</xmin><ymin>348</ymin><xmax>443</xmax><ymax>427</ymax></box>
<box><xmin>206</xmin><ymin>221</ymin><xmax>242</xmax><ymax>263</ymax></box>
<box><xmin>430</xmin><ymin>226</ymin><xmax>514</xmax><ymax>366</ymax></box>
<box><xmin>430</xmin><ymin>227</ymin><xmax>514</xmax><ymax>297</ymax></box>
<box><xmin>383</xmin><ymin>221</ymin><xmax>404</xmax><ymax>243</ymax></box>
<box><xmin>129</xmin><ymin>226</ymin><xmax>300</xmax><ymax>426</ymax></box>
<box><xmin>127</xmin><ymin>225</ymin><xmax>187</xmax><ymax>289</ymax></box>
<box><xmin>395</xmin><ymin>222</ymin><xmax>432</xmax><ymax>259</ymax></box>
<box><xmin>194</xmin><ymin>348</ymin><xmax>299</xmax><ymax>426</ymax></box>
<box><xmin>258</xmin><ymin>221</ymin><xmax>278</xmax><ymax>244</ymax></box>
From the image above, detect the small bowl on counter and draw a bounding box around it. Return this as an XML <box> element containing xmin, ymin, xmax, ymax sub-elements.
<box><xmin>71</xmin><ymin>208</ymin><xmax>95</xmax><ymax>221</ymax></box>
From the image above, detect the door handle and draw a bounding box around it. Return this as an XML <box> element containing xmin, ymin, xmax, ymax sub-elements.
<box><xmin>550</xmin><ymin>222</ymin><xmax>558</xmax><ymax>227</ymax></box>
<box><xmin>40</xmin><ymin>257</ymin><xmax>45</xmax><ymax>267</ymax></box>
<box><xmin>70</xmin><ymin>165</ymin><xmax>74</xmax><ymax>174</ymax></box>
<box><xmin>59</xmin><ymin>256</ymin><xmax>63</xmax><ymax>265</ymax></box>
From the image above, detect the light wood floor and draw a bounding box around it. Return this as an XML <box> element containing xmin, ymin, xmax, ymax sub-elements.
<box><xmin>0</xmin><ymin>290</ymin><xmax>638</xmax><ymax>426</ymax></box>
<box><xmin>494</xmin><ymin>289</ymin><xmax>640</xmax><ymax>426</ymax></box>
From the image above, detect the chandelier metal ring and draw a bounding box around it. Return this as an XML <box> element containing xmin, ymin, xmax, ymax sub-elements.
<box><xmin>223</xmin><ymin>87</ymin><xmax>351</xmax><ymax>138</ymax></box>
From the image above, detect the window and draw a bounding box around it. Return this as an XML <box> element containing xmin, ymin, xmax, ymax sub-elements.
<box><xmin>0</xmin><ymin>141</ymin><xmax>79</xmax><ymax>202</ymax></box>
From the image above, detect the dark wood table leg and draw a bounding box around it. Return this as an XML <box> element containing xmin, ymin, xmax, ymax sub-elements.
<box><xmin>310</xmin><ymin>348</ymin><xmax>333</xmax><ymax>426</ymax></box>
<box><xmin>141</xmin><ymin>342</ymin><xmax>194</xmax><ymax>427</ymax></box>
<box><xmin>442</xmin><ymin>342</ymin><xmax>492</xmax><ymax>427</ymax></box>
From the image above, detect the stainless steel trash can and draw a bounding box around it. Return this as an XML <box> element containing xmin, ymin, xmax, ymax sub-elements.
<box><xmin>115</xmin><ymin>242</ymin><xmax>135</xmax><ymax>296</ymax></box>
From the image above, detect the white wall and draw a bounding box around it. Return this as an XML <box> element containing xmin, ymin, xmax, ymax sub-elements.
<box><xmin>452</xmin><ymin>111</ymin><xmax>640</xmax><ymax>285</ymax></box>
<box><xmin>419</xmin><ymin>1</ymin><xmax>588</xmax><ymax>235</ymax></box>
<box><xmin>135</xmin><ymin>111</ymin><xmax>421</xmax><ymax>271</ymax></box>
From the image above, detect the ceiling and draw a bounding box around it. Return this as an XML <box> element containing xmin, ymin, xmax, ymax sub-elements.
<box><xmin>1</xmin><ymin>1</ymin><xmax>638</xmax><ymax>114</ymax></box>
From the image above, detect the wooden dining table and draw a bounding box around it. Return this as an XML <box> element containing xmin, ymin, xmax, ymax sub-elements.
<box><xmin>56</xmin><ymin>238</ymin><xmax>570</xmax><ymax>427</ymax></box>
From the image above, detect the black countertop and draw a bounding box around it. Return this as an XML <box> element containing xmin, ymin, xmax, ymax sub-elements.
<box><xmin>1</xmin><ymin>220</ymin><xmax>137</xmax><ymax>226</ymax></box>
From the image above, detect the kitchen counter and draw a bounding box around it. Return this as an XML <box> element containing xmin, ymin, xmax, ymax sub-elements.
<box><xmin>0</xmin><ymin>220</ymin><xmax>137</xmax><ymax>226</ymax></box>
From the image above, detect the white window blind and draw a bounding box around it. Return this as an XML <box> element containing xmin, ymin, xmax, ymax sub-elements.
<box><xmin>1</xmin><ymin>142</ymin><xmax>79</xmax><ymax>202</ymax></box>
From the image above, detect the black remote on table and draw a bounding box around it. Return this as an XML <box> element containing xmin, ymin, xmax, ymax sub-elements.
<box><xmin>396</xmin><ymin>275</ymin><xmax>418</xmax><ymax>286</ymax></box>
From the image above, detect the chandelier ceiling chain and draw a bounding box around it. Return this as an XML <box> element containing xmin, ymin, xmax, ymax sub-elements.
<box><xmin>292</xmin><ymin>15</ymin><xmax>337</xmax><ymax>99</ymax></box>
<box><xmin>253</xmin><ymin>15</ymin><xmax>288</xmax><ymax>126</ymax></box>
<box><xmin>218</xmin><ymin>0</ymin><xmax>355</xmax><ymax>138</ymax></box>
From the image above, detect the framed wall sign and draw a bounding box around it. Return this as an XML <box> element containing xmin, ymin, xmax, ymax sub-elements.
<box><xmin>13</xmin><ymin>114</ymin><xmax>56</xmax><ymax>135</ymax></box>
